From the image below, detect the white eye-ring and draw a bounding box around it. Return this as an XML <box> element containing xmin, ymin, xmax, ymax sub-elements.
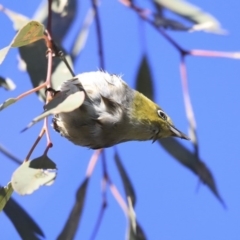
<box><xmin>157</xmin><ymin>110</ymin><xmax>167</xmax><ymax>120</ymax></box>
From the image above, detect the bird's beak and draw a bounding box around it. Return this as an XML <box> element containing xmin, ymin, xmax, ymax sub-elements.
<box><xmin>169</xmin><ymin>125</ymin><xmax>190</xmax><ymax>140</ymax></box>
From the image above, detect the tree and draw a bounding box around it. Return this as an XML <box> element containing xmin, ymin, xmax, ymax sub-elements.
<box><xmin>0</xmin><ymin>0</ymin><xmax>240</xmax><ymax>239</ymax></box>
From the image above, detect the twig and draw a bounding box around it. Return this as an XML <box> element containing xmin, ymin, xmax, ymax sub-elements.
<box><xmin>44</xmin><ymin>117</ymin><xmax>52</xmax><ymax>146</ymax></box>
<box><xmin>43</xmin><ymin>141</ymin><xmax>53</xmax><ymax>155</ymax></box>
<box><xmin>108</xmin><ymin>180</ymin><xmax>129</xmax><ymax>216</ymax></box>
<box><xmin>25</xmin><ymin>128</ymin><xmax>45</xmax><ymax>161</ymax></box>
<box><xmin>189</xmin><ymin>49</ymin><xmax>240</xmax><ymax>59</ymax></box>
<box><xmin>179</xmin><ymin>56</ymin><xmax>198</xmax><ymax>153</ymax></box>
<box><xmin>89</xmin><ymin>150</ymin><xmax>108</xmax><ymax>240</ymax></box>
<box><xmin>0</xmin><ymin>143</ymin><xmax>22</xmax><ymax>165</ymax></box>
<box><xmin>86</xmin><ymin>149</ymin><xmax>103</xmax><ymax>177</ymax></box>
<box><xmin>47</xmin><ymin>0</ymin><xmax>53</xmax><ymax>36</ymax></box>
<box><xmin>91</xmin><ymin>0</ymin><xmax>105</xmax><ymax>69</ymax></box>
<box><xmin>16</xmin><ymin>82</ymin><xmax>46</xmax><ymax>101</ymax></box>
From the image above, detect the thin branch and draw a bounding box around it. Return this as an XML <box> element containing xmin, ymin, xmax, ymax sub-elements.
<box><xmin>44</xmin><ymin>117</ymin><xmax>52</xmax><ymax>146</ymax></box>
<box><xmin>108</xmin><ymin>180</ymin><xmax>129</xmax><ymax>216</ymax></box>
<box><xmin>47</xmin><ymin>0</ymin><xmax>53</xmax><ymax>36</ymax></box>
<box><xmin>179</xmin><ymin>56</ymin><xmax>198</xmax><ymax>153</ymax></box>
<box><xmin>16</xmin><ymin>82</ymin><xmax>46</xmax><ymax>101</ymax></box>
<box><xmin>189</xmin><ymin>49</ymin><xmax>240</xmax><ymax>59</ymax></box>
<box><xmin>123</xmin><ymin>1</ymin><xmax>185</xmax><ymax>53</ymax></box>
<box><xmin>91</xmin><ymin>0</ymin><xmax>105</xmax><ymax>69</ymax></box>
<box><xmin>43</xmin><ymin>141</ymin><xmax>53</xmax><ymax>155</ymax></box>
<box><xmin>25</xmin><ymin>128</ymin><xmax>45</xmax><ymax>161</ymax></box>
<box><xmin>0</xmin><ymin>143</ymin><xmax>22</xmax><ymax>165</ymax></box>
<box><xmin>86</xmin><ymin>149</ymin><xmax>103</xmax><ymax>177</ymax></box>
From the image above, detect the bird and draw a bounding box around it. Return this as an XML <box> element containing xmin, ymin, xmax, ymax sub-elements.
<box><xmin>52</xmin><ymin>71</ymin><xmax>189</xmax><ymax>149</ymax></box>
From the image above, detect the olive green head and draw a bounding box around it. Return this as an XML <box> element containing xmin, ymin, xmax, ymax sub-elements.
<box><xmin>131</xmin><ymin>91</ymin><xmax>189</xmax><ymax>141</ymax></box>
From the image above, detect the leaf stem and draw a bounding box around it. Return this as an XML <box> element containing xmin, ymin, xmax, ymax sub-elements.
<box><xmin>86</xmin><ymin>149</ymin><xmax>102</xmax><ymax>177</ymax></box>
<box><xmin>16</xmin><ymin>82</ymin><xmax>46</xmax><ymax>101</ymax></box>
<box><xmin>25</xmin><ymin>128</ymin><xmax>45</xmax><ymax>161</ymax></box>
<box><xmin>91</xmin><ymin>0</ymin><xmax>105</xmax><ymax>69</ymax></box>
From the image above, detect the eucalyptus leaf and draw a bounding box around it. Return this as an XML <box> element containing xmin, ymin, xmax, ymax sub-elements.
<box><xmin>11</xmin><ymin>20</ymin><xmax>45</xmax><ymax>47</ymax></box>
<box><xmin>4</xmin><ymin>197</ymin><xmax>45</xmax><ymax>239</ymax></box>
<box><xmin>154</xmin><ymin>0</ymin><xmax>225</xmax><ymax>33</ymax></box>
<box><xmin>22</xmin><ymin>90</ymin><xmax>85</xmax><ymax>131</ymax></box>
<box><xmin>114</xmin><ymin>151</ymin><xmax>136</xmax><ymax>206</ymax></box>
<box><xmin>11</xmin><ymin>161</ymin><xmax>57</xmax><ymax>195</ymax></box>
<box><xmin>0</xmin><ymin>46</ymin><xmax>11</xmax><ymax>64</ymax></box>
<box><xmin>33</xmin><ymin>0</ymin><xmax>77</xmax><ymax>43</ymax></box>
<box><xmin>0</xmin><ymin>98</ymin><xmax>17</xmax><ymax>111</ymax></box>
<box><xmin>29</xmin><ymin>155</ymin><xmax>57</xmax><ymax>170</ymax></box>
<box><xmin>159</xmin><ymin>138</ymin><xmax>225</xmax><ymax>207</ymax></box>
<box><xmin>0</xmin><ymin>77</ymin><xmax>16</xmax><ymax>90</ymax></box>
<box><xmin>57</xmin><ymin>178</ymin><xmax>89</xmax><ymax>240</ymax></box>
<box><xmin>0</xmin><ymin>4</ymin><xmax>30</xmax><ymax>30</ymax></box>
<box><xmin>0</xmin><ymin>183</ymin><xmax>13</xmax><ymax>211</ymax></box>
<box><xmin>70</xmin><ymin>8</ymin><xmax>94</xmax><ymax>61</ymax></box>
<box><xmin>135</xmin><ymin>56</ymin><xmax>154</xmax><ymax>100</ymax></box>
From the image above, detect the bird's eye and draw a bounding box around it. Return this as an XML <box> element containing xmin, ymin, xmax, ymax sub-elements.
<box><xmin>157</xmin><ymin>110</ymin><xmax>167</xmax><ymax>120</ymax></box>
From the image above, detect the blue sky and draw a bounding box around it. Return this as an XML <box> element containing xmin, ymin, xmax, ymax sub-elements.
<box><xmin>0</xmin><ymin>0</ymin><xmax>240</xmax><ymax>239</ymax></box>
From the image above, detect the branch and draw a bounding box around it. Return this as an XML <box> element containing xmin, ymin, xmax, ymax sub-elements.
<box><xmin>91</xmin><ymin>0</ymin><xmax>105</xmax><ymax>69</ymax></box>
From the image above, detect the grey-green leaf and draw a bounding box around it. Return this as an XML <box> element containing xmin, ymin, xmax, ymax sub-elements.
<box><xmin>128</xmin><ymin>222</ymin><xmax>147</xmax><ymax>240</ymax></box>
<box><xmin>0</xmin><ymin>4</ymin><xmax>30</xmax><ymax>30</ymax></box>
<box><xmin>135</xmin><ymin>56</ymin><xmax>154</xmax><ymax>100</ymax></box>
<box><xmin>33</xmin><ymin>0</ymin><xmax>77</xmax><ymax>43</ymax></box>
<box><xmin>0</xmin><ymin>98</ymin><xmax>17</xmax><ymax>111</ymax></box>
<box><xmin>22</xmin><ymin>90</ymin><xmax>85</xmax><ymax>132</ymax></box>
<box><xmin>29</xmin><ymin>155</ymin><xmax>57</xmax><ymax>169</ymax></box>
<box><xmin>11</xmin><ymin>20</ymin><xmax>45</xmax><ymax>47</ymax></box>
<box><xmin>0</xmin><ymin>77</ymin><xmax>16</xmax><ymax>90</ymax></box>
<box><xmin>0</xmin><ymin>183</ymin><xmax>13</xmax><ymax>211</ymax></box>
<box><xmin>11</xmin><ymin>161</ymin><xmax>57</xmax><ymax>195</ymax></box>
<box><xmin>159</xmin><ymin>138</ymin><xmax>225</xmax><ymax>207</ymax></box>
<box><xmin>4</xmin><ymin>197</ymin><xmax>44</xmax><ymax>239</ymax></box>
<box><xmin>154</xmin><ymin>0</ymin><xmax>225</xmax><ymax>34</ymax></box>
<box><xmin>70</xmin><ymin>8</ymin><xmax>95</xmax><ymax>61</ymax></box>
<box><xmin>114</xmin><ymin>151</ymin><xmax>136</xmax><ymax>207</ymax></box>
<box><xmin>57</xmin><ymin>178</ymin><xmax>89</xmax><ymax>240</ymax></box>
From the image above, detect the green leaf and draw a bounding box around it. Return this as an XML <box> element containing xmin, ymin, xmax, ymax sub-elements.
<box><xmin>11</xmin><ymin>160</ymin><xmax>57</xmax><ymax>195</ymax></box>
<box><xmin>114</xmin><ymin>151</ymin><xmax>136</xmax><ymax>206</ymax></box>
<box><xmin>154</xmin><ymin>0</ymin><xmax>225</xmax><ymax>34</ymax></box>
<box><xmin>70</xmin><ymin>8</ymin><xmax>94</xmax><ymax>61</ymax></box>
<box><xmin>22</xmin><ymin>90</ymin><xmax>85</xmax><ymax>132</ymax></box>
<box><xmin>0</xmin><ymin>20</ymin><xmax>45</xmax><ymax>65</ymax></box>
<box><xmin>29</xmin><ymin>155</ymin><xmax>57</xmax><ymax>169</ymax></box>
<box><xmin>135</xmin><ymin>55</ymin><xmax>224</xmax><ymax>206</ymax></box>
<box><xmin>0</xmin><ymin>46</ymin><xmax>11</xmax><ymax>64</ymax></box>
<box><xmin>0</xmin><ymin>4</ymin><xmax>30</xmax><ymax>30</ymax></box>
<box><xmin>158</xmin><ymin>138</ymin><xmax>225</xmax><ymax>207</ymax></box>
<box><xmin>4</xmin><ymin>197</ymin><xmax>45</xmax><ymax>239</ymax></box>
<box><xmin>127</xmin><ymin>197</ymin><xmax>147</xmax><ymax>240</ymax></box>
<box><xmin>135</xmin><ymin>55</ymin><xmax>154</xmax><ymax>100</ymax></box>
<box><xmin>128</xmin><ymin>222</ymin><xmax>147</xmax><ymax>240</ymax></box>
<box><xmin>0</xmin><ymin>98</ymin><xmax>17</xmax><ymax>111</ymax></box>
<box><xmin>0</xmin><ymin>183</ymin><xmax>13</xmax><ymax>211</ymax></box>
<box><xmin>57</xmin><ymin>178</ymin><xmax>89</xmax><ymax>240</ymax></box>
<box><xmin>11</xmin><ymin>20</ymin><xmax>45</xmax><ymax>47</ymax></box>
<box><xmin>0</xmin><ymin>76</ymin><xmax>16</xmax><ymax>90</ymax></box>
<box><xmin>33</xmin><ymin>0</ymin><xmax>77</xmax><ymax>43</ymax></box>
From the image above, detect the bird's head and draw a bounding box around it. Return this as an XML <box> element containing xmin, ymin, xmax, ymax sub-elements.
<box><xmin>131</xmin><ymin>91</ymin><xmax>190</xmax><ymax>141</ymax></box>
